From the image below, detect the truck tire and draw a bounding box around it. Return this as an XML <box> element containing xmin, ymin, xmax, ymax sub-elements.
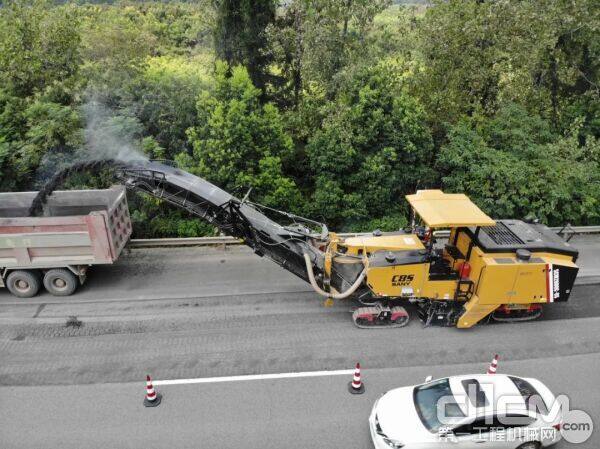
<box><xmin>6</xmin><ymin>270</ymin><xmax>41</xmax><ymax>298</ymax></box>
<box><xmin>43</xmin><ymin>269</ymin><xmax>78</xmax><ymax>296</ymax></box>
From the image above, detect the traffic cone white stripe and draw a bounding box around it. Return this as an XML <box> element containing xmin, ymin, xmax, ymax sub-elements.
<box><xmin>146</xmin><ymin>375</ymin><xmax>157</xmax><ymax>401</ymax></box>
<box><xmin>487</xmin><ymin>354</ymin><xmax>499</xmax><ymax>374</ymax></box>
<box><xmin>348</xmin><ymin>362</ymin><xmax>365</xmax><ymax>394</ymax></box>
<box><xmin>143</xmin><ymin>374</ymin><xmax>162</xmax><ymax>407</ymax></box>
<box><xmin>351</xmin><ymin>363</ymin><xmax>362</xmax><ymax>388</ymax></box>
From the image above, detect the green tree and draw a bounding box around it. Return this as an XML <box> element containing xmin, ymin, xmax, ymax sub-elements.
<box><xmin>133</xmin><ymin>1</ymin><xmax>215</xmax><ymax>53</ymax></box>
<box><xmin>179</xmin><ymin>63</ymin><xmax>301</xmax><ymax>212</ymax></box>
<box><xmin>306</xmin><ymin>63</ymin><xmax>435</xmax><ymax>230</ymax></box>
<box><xmin>268</xmin><ymin>0</ymin><xmax>390</xmax><ymax>104</ymax></box>
<box><xmin>415</xmin><ymin>0</ymin><xmax>507</xmax><ymax>129</ymax></box>
<box><xmin>0</xmin><ymin>136</ymin><xmax>16</xmax><ymax>191</ymax></box>
<box><xmin>437</xmin><ymin>105</ymin><xmax>600</xmax><ymax>225</ymax></box>
<box><xmin>131</xmin><ymin>55</ymin><xmax>213</xmax><ymax>158</ymax></box>
<box><xmin>415</xmin><ymin>0</ymin><xmax>599</xmax><ymax>138</ymax></box>
<box><xmin>19</xmin><ymin>101</ymin><xmax>82</xmax><ymax>181</ymax></box>
<box><xmin>0</xmin><ymin>98</ymin><xmax>82</xmax><ymax>191</ymax></box>
<box><xmin>0</xmin><ymin>0</ymin><xmax>81</xmax><ymax>100</ymax></box>
<box><xmin>213</xmin><ymin>0</ymin><xmax>276</xmax><ymax>92</ymax></box>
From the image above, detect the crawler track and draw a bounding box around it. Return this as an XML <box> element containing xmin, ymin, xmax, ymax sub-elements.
<box><xmin>492</xmin><ymin>309</ymin><xmax>543</xmax><ymax>323</ymax></box>
<box><xmin>352</xmin><ymin>305</ymin><xmax>410</xmax><ymax>328</ymax></box>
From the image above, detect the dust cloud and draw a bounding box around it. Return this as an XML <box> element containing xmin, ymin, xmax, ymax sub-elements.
<box><xmin>82</xmin><ymin>99</ymin><xmax>148</xmax><ymax>163</ymax></box>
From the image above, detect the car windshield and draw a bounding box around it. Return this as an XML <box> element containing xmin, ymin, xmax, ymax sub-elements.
<box><xmin>509</xmin><ymin>376</ymin><xmax>548</xmax><ymax>415</ymax></box>
<box><xmin>413</xmin><ymin>378</ymin><xmax>465</xmax><ymax>432</ymax></box>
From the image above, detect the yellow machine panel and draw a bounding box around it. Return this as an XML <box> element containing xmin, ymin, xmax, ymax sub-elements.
<box><xmin>475</xmin><ymin>263</ymin><xmax>522</xmax><ymax>305</ymax></box>
<box><xmin>448</xmin><ymin>229</ymin><xmax>473</xmax><ymax>263</ymax></box>
<box><xmin>406</xmin><ymin>190</ymin><xmax>496</xmax><ymax>228</ymax></box>
<box><xmin>343</xmin><ymin>234</ymin><xmax>424</xmax><ymax>256</ymax></box>
<box><xmin>456</xmin><ymin>252</ymin><xmax>578</xmax><ymax>327</ymax></box>
<box><xmin>366</xmin><ymin>263</ymin><xmax>428</xmax><ymax>297</ymax></box>
<box><xmin>457</xmin><ymin>297</ymin><xmax>497</xmax><ymax>329</ymax></box>
<box><xmin>420</xmin><ymin>280</ymin><xmax>458</xmax><ymax>300</ymax></box>
<box><xmin>512</xmin><ymin>263</ymin><xmax>548</xmax><ymax>304</ymax></box>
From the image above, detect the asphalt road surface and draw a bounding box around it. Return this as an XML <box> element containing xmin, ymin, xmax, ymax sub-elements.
<box><xmin>0</xmin><ymin>236</ymin><xmax>598</xmax><ymax>448</ymax></box>
<box><xmin>1</xmin><ymin>354</ymin><xmax>597</xmax><ymax>449</ymax></box>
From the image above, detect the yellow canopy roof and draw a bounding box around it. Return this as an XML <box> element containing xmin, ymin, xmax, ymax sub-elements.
<box><xmin>405</xmin><ymin>190</ymin><xmax>496</xmax><ymax>228</ymax></box>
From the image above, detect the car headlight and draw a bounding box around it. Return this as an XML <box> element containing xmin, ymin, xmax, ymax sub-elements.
<box><xmin>382</xmin><ymin>437</ymin><xmax>404</xmax><ymax>448</ymax></box>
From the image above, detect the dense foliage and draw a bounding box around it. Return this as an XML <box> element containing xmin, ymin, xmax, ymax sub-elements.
<box><xmin>0</xmin><ymin>0</ymin><xmax>598</xmax><ymax>237</ymax></box>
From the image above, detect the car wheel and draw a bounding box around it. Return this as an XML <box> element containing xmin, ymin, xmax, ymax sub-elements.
<box><xmin>6</xmin><ymin>270</ymin><xmax>41</xmax><ymax>298</ymax></box>
<box><xmin>43</xmin><ymin>269</ymin><xmax>78</xmax><ymax>296</ymax></box>
<box><xmin>516</xmin><ymin>442</ymin><xmax>540</xmax><ymax>449</ymax></box>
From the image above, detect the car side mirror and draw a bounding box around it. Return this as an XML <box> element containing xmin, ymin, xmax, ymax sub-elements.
<box><xmin>424</xmin><ymin>375</ymin><xmax>432</xmax><ymax>382</ymax></box>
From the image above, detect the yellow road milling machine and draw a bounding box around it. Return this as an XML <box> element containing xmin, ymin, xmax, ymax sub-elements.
<box><xmin>331</xmin><ymin>190</ymin><xmax>579</xmax><ymax>328</ymax></box>
<box><xmin>30</xmin><ymin>160</ymin><xmax>579</xmax><ymax>329</ymax></box>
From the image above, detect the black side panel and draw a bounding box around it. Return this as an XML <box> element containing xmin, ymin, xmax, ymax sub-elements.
<box><xmin>552</xmin><ymin>265</ymin><xmax>578</xmax><ymax>302</ymax></box>
<box><xmin>330</xmin><ymin>259</ymin><xmax>365</xmax><ymax>292</ymax></box>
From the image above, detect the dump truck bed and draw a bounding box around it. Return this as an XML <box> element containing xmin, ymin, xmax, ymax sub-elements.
<box><xmin>0</xmin><ymin>186</ymin><xmax>131</xmax><ymax>271</ymax></box>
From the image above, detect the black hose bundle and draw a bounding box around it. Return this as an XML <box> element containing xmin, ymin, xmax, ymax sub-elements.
<box><xmin>28</xmin><ymin>159</ymin><xmax>127</xmax><ymax>217</ymax></box>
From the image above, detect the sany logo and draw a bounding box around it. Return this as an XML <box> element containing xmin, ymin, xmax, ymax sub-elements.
<box><xmin>392</xmin><ymin>274</ymin><xmax>414</xmax><ymax>287</ymax></box>
<box><xmin>553</xmin><ymin>268</ymin><xmax>560</xmax><ymax>299</ymax></box>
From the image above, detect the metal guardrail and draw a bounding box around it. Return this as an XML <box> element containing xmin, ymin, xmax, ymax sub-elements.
<box><xmin>130</xmin><ymin>236</ymin><xmax>240</xmax><ymax>247</ymax></box>
<box><xmin>554</xmin><ymin>225</ymin><xmax>600</xmax><ymax>233</ymax></box>
<box><xmin>129</xmin><ymin>226</ymin><xmax>600</xmax><ymax>248</ymax></box>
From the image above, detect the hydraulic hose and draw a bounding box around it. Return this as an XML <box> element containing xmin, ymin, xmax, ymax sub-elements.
<box><xmin>303</xmin><ymin>253</ymin><xmax>366</xmax><ymax>300</ymax></box>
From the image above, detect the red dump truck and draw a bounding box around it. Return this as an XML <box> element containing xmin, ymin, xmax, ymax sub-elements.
<box><xmin>0</xmin><ymin>186</ymin><xmax>131</xmax><ymax>298</ymax></box>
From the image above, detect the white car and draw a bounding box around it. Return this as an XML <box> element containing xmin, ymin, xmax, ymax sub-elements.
<box><xmin>369</xmin><ymin>374</ymin><xmax>562</xmax><ymax>449</ymax></box>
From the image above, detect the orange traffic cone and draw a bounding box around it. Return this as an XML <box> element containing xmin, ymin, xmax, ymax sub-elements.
<box><xmin>487</xmin><ymin>354</ymin><xmax>499</xmax><ymax>374</ymax></box>
<box><xmin>144</xmin><ymin>374</ymin><xmax>162</xmax><ymax>407</ymax></box>
<box><xmin>348</xmin><ymin>362</ymin><xmax>365</xmax><ymax>394</ymax></box>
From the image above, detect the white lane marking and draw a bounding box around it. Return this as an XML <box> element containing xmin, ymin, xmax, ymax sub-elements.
<box><xmin>153</xmin><ymin>369</ymin><xmax>355</xmax><ymax>386</ymax></box>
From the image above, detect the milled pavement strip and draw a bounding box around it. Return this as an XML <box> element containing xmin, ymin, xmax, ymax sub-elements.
<box><xmin>1</xmin><ymin>315</ymin><xmax>599</xmax><ymax>386</ymax></box>
<box><xmin>0</xmin><ymin>283</ymin><xmax>597</xmax><ymax>325</ymax></box>
<box><xmin>0</xmin><ymin>272</ymin><xmax>596</xmax><ymax>308</ymax></box>
<box><xmin>0</xmin><ymin>287</ymin><xmax>314</xmax><ymax>307</ymax></box>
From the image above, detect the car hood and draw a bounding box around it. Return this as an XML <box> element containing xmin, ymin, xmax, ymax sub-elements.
<box><xmin>375</xmin><ymin>386</ymin><xmax>434</xmax><ymax>443</ymax></box>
